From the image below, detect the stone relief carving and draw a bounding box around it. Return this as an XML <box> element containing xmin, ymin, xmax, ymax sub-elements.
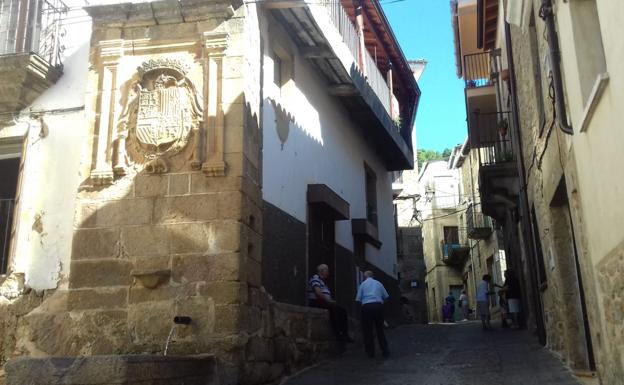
<box><xmin>115</xmin><ymin>59</ymin><xmax>203</xmax><ymax>175</ymax></box>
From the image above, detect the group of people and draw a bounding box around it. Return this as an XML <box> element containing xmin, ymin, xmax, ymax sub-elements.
<box><xmin>307</xmin><ymin>264</ymin><xmax>391</xmax><ymax>359</ymax></box>
<box><xmin>306</xmin><ymin>264</ymin><xmax>523</xmax><ymax>360</ymax></box>
<box><xmin>441</xmin><ymin>270</ymin><xmax>522</xmax><ymax>330</ymax></box>
<box><xmin>476</xmin><ymin>270</ymin><xmax>522</xmax><ymax>330</ymax></box>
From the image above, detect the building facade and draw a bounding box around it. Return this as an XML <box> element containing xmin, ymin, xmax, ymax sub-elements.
<box><xmin>0</xmin><ymin>0</ymin><xmax>419</xmax><ymax>384</ymax></box>
<box><xmin>452</xmin><ymin>0</ymin><xmax>623</xmax><ymax>382</ymax></box>
<box><xmin>449</xmin><ymin>141</ymin><xmax>506</xmax><ymax>323</ymax></box>
<box><xmin>418</xmin><ymin>161</ymin><xmax>463</xmax><ymax>322</ymax></box>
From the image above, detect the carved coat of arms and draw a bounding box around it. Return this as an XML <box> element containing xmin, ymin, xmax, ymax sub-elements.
<box><xmin>116</xmin><ymin>59</ymin><xmax>203</xmax><ymax>174</ymax></box>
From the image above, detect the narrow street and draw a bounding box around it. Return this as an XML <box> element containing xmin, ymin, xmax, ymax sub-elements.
<box><xmin>283</xmin><ymin>321</ymin><xmax>580</xmax><ymax>385</ymax></box>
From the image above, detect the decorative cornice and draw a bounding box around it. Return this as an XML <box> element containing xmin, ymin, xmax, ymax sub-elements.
<box><xmin>203</xmin><ymin>31</ymin><xmax>229</xmax><ymax>52</ymax></box>
<box><xmin>99</xmin><ymin>39</ymin><xmax>123</xmax><ymax>60</ymax></box>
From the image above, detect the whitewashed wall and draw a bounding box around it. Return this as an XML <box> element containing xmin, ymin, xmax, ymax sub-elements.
<box><xmin>260</xmin><ymin>13</ymin><xmax>398</xmax><ymax>278</ymax></box>
<box><xmin>0</xmin><ymin>2</ymin><xmax>90</xmax><ymax>290</ymax></box>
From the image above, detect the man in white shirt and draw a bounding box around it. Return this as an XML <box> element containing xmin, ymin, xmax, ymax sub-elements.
<box><xmin>355</xmin><ymin>270</ymin><xmax>390</xmax><ymax>358</ymax></box>
<box><xmin>476</xmin><ymin>274</ymin><xmax>493</xmax><ymax>330</ymax></box>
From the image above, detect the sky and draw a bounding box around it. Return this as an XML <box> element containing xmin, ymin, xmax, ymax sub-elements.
<box><xmin>381</xmin><ymin>0</ymin><xmax>468</xmax><ymax>152</ymax></box>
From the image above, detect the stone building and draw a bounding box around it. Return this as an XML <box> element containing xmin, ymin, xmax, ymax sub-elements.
<box><xmin>417</xmin><ymin>161</ymin><xmax>462</xmax><ymax>322</ymax></box>
<box><xmin>0</xmin><ymin>0</ymin><xmax>419</xmax><ymax>384</ymax></box>
<box><xmin>393</xmin><ymin>58</ymin><xmax>427</xmax><ymax>324</ymax></box>
<box><xmin>452</xmin><ymin>0</ymin><xmax>623</xmax><ymax>383</ymax></box>
<box><xmin>418</xmin><ymin>153</ymin><xmax>505</xmax><ymax>324</ymax></box>
<box><xmin>448</xmin><ymin>141</ymin><xmax>506</xmax><ymax>322</ymax></box>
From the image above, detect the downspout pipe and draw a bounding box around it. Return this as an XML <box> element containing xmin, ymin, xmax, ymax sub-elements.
<box><xmin>539</xmin><ymin>0</ymin><xmax>574</xmax><ymax>135</ymax></box>
<box><xmin>505</xmin><ymin>21</ymin><xmax>547</xmax><ymax>343</ymax></box>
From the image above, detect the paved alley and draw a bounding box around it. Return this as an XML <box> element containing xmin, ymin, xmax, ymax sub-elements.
<box><xmin>282</xmin><ymin>321</ymin><xmax>581</xmax><ymax>385</ymax></box>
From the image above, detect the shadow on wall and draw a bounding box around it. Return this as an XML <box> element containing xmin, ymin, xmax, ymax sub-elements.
<box><xmin>15</xmin><ymin>93</ymin><xmax>256</xmax><ymax>378</ymax></box>
<box><xmin>8</xmin><ymin>94</ymin><xmax>337</xmax><ymax>385</ymax></box>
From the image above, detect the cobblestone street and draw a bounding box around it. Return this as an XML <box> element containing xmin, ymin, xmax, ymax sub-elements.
<box><xmin>283</xmin><ymin>321</ymin><xmax>581</xmax><ymax>385</ymax></box>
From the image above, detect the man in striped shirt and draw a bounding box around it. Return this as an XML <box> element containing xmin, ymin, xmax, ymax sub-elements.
<box><xmin>308</xmin><ymin>264</ymin><xmax>353</xmax><ymax>342</ymax></box>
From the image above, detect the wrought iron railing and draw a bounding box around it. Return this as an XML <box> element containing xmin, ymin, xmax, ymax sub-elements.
<box><xmin>466</xmin><ymin>204</ymin><xmax>492</xmax><ymax>238</ymax></box>
<box><xmin>469</xmin><ymin>111</ymin><xmax>515</xmax><ymax>166</ymax></box>
<box><xmin>479</xmin><ymin>139</ymin><xmax>515</xmax><ymax>166</ymax></box>
<box><xmin>441</xmin><ymin>241</ymin><xmax>462</xmax><ymax>258</ymax></box>
<box><xmin>463</xmin><ymin>51</ymin><xmax>493</xmax><ymax>88</ymax></box>
<box><xmin>322</xmin><ymin>0</ymin><xmax>393</xmax><ymax>118</ymax></box>
<box><xmin>0</xmin><ymin>0</ymin><xmax>68</xmax><ymax>68</ymax></box>
<box><xmin>1</xmin><ymin>198</ymin><xmax>15</xmax><ymax>274</ymax></box>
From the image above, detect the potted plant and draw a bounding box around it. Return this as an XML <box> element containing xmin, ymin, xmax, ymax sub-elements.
<box><xmin>498</xmin><ymin>118</ymin><xmax>509</xmax><ymax>138</ymax></box>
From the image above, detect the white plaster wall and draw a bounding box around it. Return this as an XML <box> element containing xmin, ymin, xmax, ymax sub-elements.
<box><xmin>260</xmin><ymin>12</ymin><xmax>398</xmax><ymax>277</ymax></box>
<box><xmin>555</xmin><ymin>0</ymin><xmax>624</xmax><ymax>263</ymax></box>
<box><xmin>1</xmin><ymin>3</ymin><xmax>90</xmax><ymax>290</ymax></box>
<box><xmin>417</xmin><ymin>161</ymin><xmax>461</xmax><ymax>220</ymax></box>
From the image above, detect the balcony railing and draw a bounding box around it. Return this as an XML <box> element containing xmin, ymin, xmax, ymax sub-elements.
<box><xmin>479</xmin><ymin>139</ymin><xmax>515</xmax><ymax>166</ymax></box>
<box><xmin>470</xmin><ymin>111</ymin><xmax>515</xmax><ymax>167</ymax></box>
<box><xmin>322</xmin><ymin>0</ymin><xmax>395</xmax><ymax>121</ymax></box>
<box><xmin>1</xmin><ymin>198</ymin><xmax>15</xmax><ymax>274</ymax></box>
<box><xmin>463</xmin><ymin>51</ymin><xmax>493</xmax><ymax>88</ymax></box>
<box><xmin>0</xmin><ymin>0</ymin><xmax>68</xmax><ymax>68</ymax></box>
<box><xmin>466</xmin><ymin>204</ymin><xmax>492</xmax><ymax>239</ymax></box>
<box><xmin>441</xmin><ymin>239</ymin><xmax>470</xmax><ymax>266</ymax></box>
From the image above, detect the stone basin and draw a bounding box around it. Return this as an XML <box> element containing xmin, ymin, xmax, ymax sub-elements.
<box><xmin>5</xmin><ymin>354</ymin><xmax>216</xmax><ymax>385</ymax></box>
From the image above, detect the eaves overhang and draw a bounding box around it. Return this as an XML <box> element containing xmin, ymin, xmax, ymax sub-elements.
<box><xmin>264</xmin><ymin>0</ymin><xmax>415</xmax><ymax>170</ymax></box>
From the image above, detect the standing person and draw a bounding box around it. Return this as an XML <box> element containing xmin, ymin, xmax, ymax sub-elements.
<box><xmin>459</xmin><ymin>290</ymin><xmax>469</xmax><ymax>321</ymax></box>
<box><xmin>445</xmin><ymin>292</ymin><xmax>456</xmax><ymax>322</ymax></box>
<box><xmin>476</xmin><ymin>274</ymin><xmax>494</xmax><ymax>330</ymax></box>
<box><xmin>503</xmin><ymin>269</ymin><xmax>522</xmax><ymax>329</ymax></box>
<box><xmin>355</xmin><ymin>270</ymin><xmax>390</xmax><ymax>358</ymax></box>
<box><xmin>308</xmin><ymin>264</ymin><xmax>353</xmax><ymax>342</ymax></box>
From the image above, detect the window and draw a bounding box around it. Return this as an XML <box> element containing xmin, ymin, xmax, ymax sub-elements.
<box><xmin>443</xmin><ymin>226</ymin><xmax>459</xmax><ymax>245</ymax></box>
<box><xmin>273</xmin><ymin>52</ymin><xmax>282</xmax><ymax>87</ymax></box>
<box><xmin>1</xmin><ymin>156</ymin><xmax>20</xmax><ymax>274</ymax></box>
<box><xmin>364</xmin><ymin>164</ymin><xmax>377</xmax><ymax>226</ymax></box>
<box><xmin>272</xmin><ymin>46</ymin><xmax>293</xmax><ymax>93</ymax></box>
<box><xmin>569</xmin><ymin>0</ymin><xmax>607</xmax><ymax>105</ymax></box>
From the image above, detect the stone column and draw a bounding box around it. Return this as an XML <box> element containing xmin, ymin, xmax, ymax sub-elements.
<box><xmin>202</xmin><ymin>32</ymin><xmax>228</xmax><ymax>177</ymax></box>
<box><xmin>91</xmin><ymin>40</ymin><xmax>122</xmax><ymax>185</ymax></box>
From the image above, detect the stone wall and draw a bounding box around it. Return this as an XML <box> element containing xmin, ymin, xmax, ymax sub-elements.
<box><xmin>6</xmin><ymin>355</ymin><xmax>217</xmax><ymax>385</ymax></box>
<box><xmin>396</xmin><ymin>227</ymin><xmax>427</xmax><ymax>323</ymax></box>
<box><xmin>240</xmin><ymin>300</ymin><xmax>334</xmax><ymax>384</ymax></box>
<box><xmin>506</xmin><ymin>1</ymin><xmax>624</xmax><ymax>382</ymax></box>
<box><xmin>0</xmin><ymin>2</ymin><xmax>344</xmax><ymax>384</ymax></box>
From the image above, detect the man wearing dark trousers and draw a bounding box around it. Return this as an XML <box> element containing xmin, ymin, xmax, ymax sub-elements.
<box><xmin>355</xmin><ymin>270</ymin><xmax>390</xmax><ymax>358</ymax></box>
<box><xmin>308</xmin><ymin>264</ymin><xmax>353</xmax><ymax>342</ymax></box>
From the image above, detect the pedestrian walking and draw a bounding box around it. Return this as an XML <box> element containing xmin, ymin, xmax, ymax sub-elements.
<box><xmin>445</xmin><ymin>292</ymin><xmax>456</xmax><ymax>322</ymax></box>
<box><xmin>476</xmin><ymin>274</ymin><xmax>494</xmax><ymax>330</ymax></box>
<box><xmin>503</xmin><ymin>269</ymin><xmax>522</xmax><ymax>329</ymax></box>
<box><xmin>308</xmin><ymin>264</ymin><xmax>353</xmax><ymax>342</ymax></box>
<box><xmin>355</xmin><ymin>270</ymin><xmax>390</xmax><ymax>358</ymax></box>
<box><xmin>459</xmin><ymin>290</ymin><xmax>469</xmax><ymax>321</ymax></box>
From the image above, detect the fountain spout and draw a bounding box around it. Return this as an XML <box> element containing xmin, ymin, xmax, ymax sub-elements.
<box><xmin>164</xmin><ymin>316</ymin><xmax>192</xmax><ymax>356</ymax></box>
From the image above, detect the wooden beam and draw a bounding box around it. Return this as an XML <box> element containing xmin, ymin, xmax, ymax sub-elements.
<box><xmin>300</xmin><ymin>45</ymin><xmax>333</xmax><ymax>59</ymax></box>
<box><xmin>361</xmin><ymin>5</ymin><xmax>391</xmax><ymax>68</ymax></box>
<box><xmin>328</xmin><ymin>84</ymin><xmax>358</xmax><ymax>96</ymax></box>
<box><xmin>262</xmin><ymin>0</ymin><xmax>306</xmax><ymax>9</ymax></box>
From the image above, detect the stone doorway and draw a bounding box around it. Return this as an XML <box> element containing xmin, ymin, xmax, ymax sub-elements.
<box><xmin>550</xmin><ymin>178</ymin><xmax>596</xmax><ymax>371</ymax></box>
<box><xmin>307</xmin><ymin>205</ymin><xmax>336</xmax><ymax>295</ymax></box>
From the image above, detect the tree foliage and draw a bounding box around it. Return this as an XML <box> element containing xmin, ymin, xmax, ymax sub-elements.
<box><xmin>417</xmin><ymin>148</ymin><xmax>453</xmax><ymax>170</ymax></box>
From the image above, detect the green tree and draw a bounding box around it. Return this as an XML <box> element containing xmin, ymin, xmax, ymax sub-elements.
<box><xmin>417</xmin><ymin>148</ymin><xmax>453</xmax><ymax>170</ymax></box>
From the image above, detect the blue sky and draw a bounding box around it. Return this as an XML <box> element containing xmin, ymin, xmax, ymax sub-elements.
<box><xmin>382</xmin><ymin>0</ymin><xmax>467</xmax><ymax>152</ymax></box>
